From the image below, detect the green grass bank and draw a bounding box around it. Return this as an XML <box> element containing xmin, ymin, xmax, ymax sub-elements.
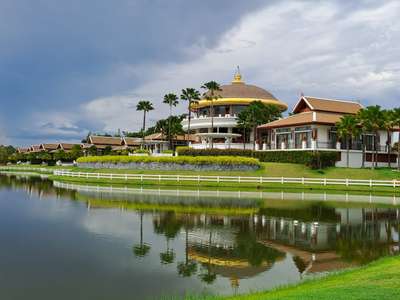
<box><xmin>169</xmin><ymin>256</ymin><xmax>400</xmax><ymax>300</ymax></box>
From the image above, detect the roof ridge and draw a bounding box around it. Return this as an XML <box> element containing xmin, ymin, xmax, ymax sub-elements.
<box><xmin>304</xmin><ymin>96</ymin><xmax>362</xmax><ymax>105</ymax></box>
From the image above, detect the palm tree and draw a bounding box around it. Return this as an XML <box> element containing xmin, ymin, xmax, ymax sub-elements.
<box><xmin>201</xmin><ymin>81</ymin><xmax>222</xmax><ymax>149</ymax></box>
<box><xmin>356</xmin><ymin>109</ymin><xmax>369</xmax><ymax>168</ymax></box>
<box><xmin>163</xmin><ymin>93</ymin><xmax>179</xmax><ymax>150</ymax></box>
<box><xmin>358</xmin><ymin>106</ymin><xmax>385</xmax><ymax>169</ymax></box>
<box><xmin>336</xmin><ymin>115</ymin><xmax>360</xmax><ymax>168</ymax></box>
<box><xmin>180</xmin><ymin>88</ymin><xmax>201</xmax><ymax>143</ymax></box>
<box><xmin>382</xmin><ymin>110</ymin><xmax>396</xmax><ymax>168</ymax></box>
<box><xmin>391</xmin><ymin>108</ymin><xmax>400</xmax><ymax>170</ymax></box>
<box><xmin>136</xmin><ymin>100</ymin><xmax>154</xmax><ymax>149</ymax></box>
<box><xmin>133</xmin><ymin>211</ymin><xmax>151</xmax><ymax>258</ymax></box>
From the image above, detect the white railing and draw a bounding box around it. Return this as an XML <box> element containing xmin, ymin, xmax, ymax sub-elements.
<box><xmin>53</xmin><ymin>170</ymin><xmax>400</xmax><ymax>188</ymax></box>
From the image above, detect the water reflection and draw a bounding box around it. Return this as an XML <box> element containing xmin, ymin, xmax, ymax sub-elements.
<box><xmin>0</xmin><ymin>174</ymin><xmax>399</xmax><ymax>298</ymax></box>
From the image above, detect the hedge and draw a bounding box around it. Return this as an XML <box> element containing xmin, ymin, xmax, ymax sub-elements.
<box><xmin>76</xmin><ymin>155</ymin><xmax>261</xmax><ymax>167</ymax></box>
<box><xmin>176</xmin><ymin>147</ymin><xmax>337</xmax><ymax>169</ymax></box>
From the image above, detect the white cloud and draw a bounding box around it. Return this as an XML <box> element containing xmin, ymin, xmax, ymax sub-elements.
<box><xmin>33</xmin><ymin>0</ymin><xmax>400</xmax><ymax>137</ymax></box>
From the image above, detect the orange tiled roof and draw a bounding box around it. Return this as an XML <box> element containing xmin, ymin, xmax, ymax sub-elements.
<box><xmin>294</xmin><ymin>96</ymin><xmax>363</xmax><ymax>114</ymax></box>
<box><xmin>258</xmin><ymin>112</ymin><xmax>344</xmax><ymax>129</ymax></box>
<box><xmin>88</xmin><ymin>136</ymin><xmax>123</xmax><ymax>146</ymax></box>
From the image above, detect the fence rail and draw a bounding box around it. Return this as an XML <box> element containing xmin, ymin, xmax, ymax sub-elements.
<box><xmin>52</xmin><ymin>170</ymin><xmax>400</xmax><ymax>188</ymax></box>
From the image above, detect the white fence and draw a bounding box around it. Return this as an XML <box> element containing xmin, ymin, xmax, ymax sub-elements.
<box><xmin>53</xmin><ymin>170</ymin><xmax>400</xmax><ymax>188</ymax></box>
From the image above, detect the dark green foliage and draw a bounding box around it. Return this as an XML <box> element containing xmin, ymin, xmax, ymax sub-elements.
<box><xmin>0</xmin><ymin>145</ymin><xmax>16</xmax><ymax>164</ymax></box>
<box><xmin>176</xmin><ymin>147</ymin><xmax>337</xmax><ymax>169</ymax></box>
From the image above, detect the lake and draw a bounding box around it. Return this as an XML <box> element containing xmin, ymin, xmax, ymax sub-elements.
<box><xmin>0</xmin><ymin>173</ymin><xmax>399</xmax><ymax>299</ymax></box>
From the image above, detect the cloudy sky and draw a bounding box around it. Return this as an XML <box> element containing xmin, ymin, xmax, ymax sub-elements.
<box><xmin>1</xmin><ymin>0</ymin><xmax>399</xmax><ymax>146</ymax></box>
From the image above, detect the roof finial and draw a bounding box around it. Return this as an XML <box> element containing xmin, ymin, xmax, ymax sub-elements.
<box><xmin>232</xmin><ymin>65</ymin><xmax>243</xmax><ymax>83</ymax></box>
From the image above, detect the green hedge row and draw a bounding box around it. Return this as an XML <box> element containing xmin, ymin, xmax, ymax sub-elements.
<box><xmin>176</xmin><ymin>147</ymin><xmax>337</xmax><ymax>169</ymax></box>
<box><xmin>77</xmin><ymin>155</ymin><xmax>261</xmax><ymax>167</ymax></box>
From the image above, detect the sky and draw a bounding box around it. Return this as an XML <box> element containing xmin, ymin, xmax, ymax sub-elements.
<box><xmin>1</xmin><ymin>0</ymin><xmax>399</xmax><ymax>146</ymax></box>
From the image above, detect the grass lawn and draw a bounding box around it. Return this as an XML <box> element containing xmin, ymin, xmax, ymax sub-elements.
<box><xmin>172</xmin><ymin>256</ymin><xmax>400</xmax><ymax>300</ymax></box>
<box><xmin>3</xmin><ymin>162</ymin><xmax>400</xmax><ymax>180</ymax></box>
<box><xmin>228</xmin><ymin>255</ymin><xmax>400</xmax><ymax>300</ymax></box>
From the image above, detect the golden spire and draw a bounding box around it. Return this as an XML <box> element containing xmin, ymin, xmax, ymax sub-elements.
<box><xmin>232</xmin><ymin>66</ymin><xmax>243</xmax><ymax>84</ymax></box>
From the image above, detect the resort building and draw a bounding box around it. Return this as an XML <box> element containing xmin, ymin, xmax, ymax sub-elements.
<box><xmin>182</xmin><ymin>71</ymin><xmax>287</xmax><ymax>149</ymax></box>
<box><xmin>257</xmin><ymin>96</ymin><xmax>395</xmax><ymax>168</ymax></box>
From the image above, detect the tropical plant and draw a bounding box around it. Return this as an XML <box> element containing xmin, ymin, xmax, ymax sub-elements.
<box><xmin>336</xmin><ymin>115</ymin><xmax>360</xmax><ymax>168</ymax></box>
<box><xmin>382</xmin><ymin>110</ymin><xmax>396</xmax><ymax>168</ymax></box>
<box><xmin>133</xmin><ymin>211</ymin><xmax>151</xmax><ymax>258</ymax></box>
<box><xmin>136</xmin><ymin>100</ymin><xmax>154</xmax><ymax>148</ymax></box>
<box><xmin>155</xmin><ymin>115</ymin><xmax>185</xmax><ymax>146</ymax></box>
<box><xmin>357</xmin><ymin>106</ymin><xmax>385</xmax><ymax>169</ymax></box>
<box><xmin>391</xmin><ymin>108</ymin><xmax>400</xmax><ymax>170</ymax></box>
<box><xmin>201</xmin><ymin>81</ymin><xmax>222</xmax><ymax>149</ymax></box>
<box><xmin>163</xmin><ymin>93</ymin><xmax>179</xmax><ymax>149</ymax></box>
<box><xmin>238</xmin><ymin>101</ymin><xmax>281</xmax><ymax>151</ymax></box>
<box><xmin>181</xmin><ymin>88</ymin><xmax>201</xmax><ymax>142</ymax></box>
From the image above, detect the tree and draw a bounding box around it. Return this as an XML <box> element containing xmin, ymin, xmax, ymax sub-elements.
<box><xmin>0</xmin><ymin>145</ymin><xmax>16</xmax><ymax>164</ymax></box>
<box><xmin>356</xmin><ymin>109</ymin><xmax>369</xmax><ymax>168</ymax></box>
<box><xmin>357</xmin><ymin>106</ymin><xmax>385</xmax><ymax>169</ymax></box>
<box><xmin>70</xmin><ymin>145</ymin><xmax>84</xmax><ymax>161</ymax></box>
<box><xmin>155</xmin><ymin>115</ymin><xmax>185</xmax><ymax>146</ymax></box>
<box><xmin>391</xmin><ymin>108</ymin><xmax>400</xmax><ymax>170</ymax></box>
<box><xmin>201</xmin><ymin>81</ymin><xmax>222</xmax><ymax>149</ymax></box>
<box><xmin>163</xmin><ymin>93</ymin><xmax>179</xmax><ymax>149</ymax></box>
<box><xmin>382</xmin><ymin>110</ymin><xmax>396</xmax><ymax>168</ymax></box>
<box><xmin>133</xmin><ymin>211</ymin><xmax>151</xmax><ymax>258</ymax></box>
<box><xmin>237</xmin><ymin>102</ymin><xmax>282</xmax><ymax>150</ymax></box>
<box><xmin>336</xmin><ymin>115</ymin><xmax>360</xmax><ymax>168</ymax></box>
<box><xmin>136</xmin><ymin>100</ymin><xmax>154</xmax><ymax>148</ymax></box>
<box><xmin>180</xmin><ymin>88</ymin><xmax>201</xmax><ymax>142</ymax></box>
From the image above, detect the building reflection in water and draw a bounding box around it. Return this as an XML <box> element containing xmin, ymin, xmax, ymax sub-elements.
<box><xmin>1</xmin><ymin>174</ymin><xmax>399</xmax><ymax>292</ymax></box>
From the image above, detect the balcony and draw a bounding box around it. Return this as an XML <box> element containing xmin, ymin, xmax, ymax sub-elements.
<box><xmin>181</xmin><ymin>114</ymin><xmax>238</xmax><ymax>131</ymax></box>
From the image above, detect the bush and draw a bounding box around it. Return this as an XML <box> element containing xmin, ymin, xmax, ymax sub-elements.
<box><xmin>134</xmin><ymin>149</ymin><xmax>150</xmax><ymax>154</ymax></box>
<box><xmin>162</xmin><ymin>150</ymin><xmax>174</xmax><ymax>154</ymax></box>
<box><xmin>176</xmin><ymin>147</ymin><xmax>337</xmax><ymax>169</ymax></box>
<box><xmin>77</xmin><ymin>155</ymin><xmax>261</xmax><ymax>167</ymax></box>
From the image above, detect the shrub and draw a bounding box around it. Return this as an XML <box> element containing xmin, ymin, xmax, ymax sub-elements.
<box><xmin>176</xmin><ymin>147</ymin><xmax>337</xmax><ymax>169</ymax></box>
<box><xmin>134</xmin><ymin>149</ymin><xmax>150</xmax><ymax>154</ymax></box>
<box><xmin>162</xmin><ymin>150</ymin><xmax>174</xmax><ymax>154</ymax></box>
<box><xmin>77</xmin><ymin>155</ymin><xmax>261</xmax><ymax>167</ymax></box>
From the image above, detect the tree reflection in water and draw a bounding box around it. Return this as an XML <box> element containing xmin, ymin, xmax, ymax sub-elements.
<box><xmin>133</xmin><ymin>211</ymin><xmax>151</xmax><ymax>258</ymax></box>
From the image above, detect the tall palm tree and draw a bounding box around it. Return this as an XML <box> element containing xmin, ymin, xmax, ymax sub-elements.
<box><xmin>133</xmin><ymin>211</ymin><xmax>151</xmax><ymax>258</ymax></box>
<box><xmin>391</xmin><ymin>108</ymin><xmax>400</xmax><ymax>170</ymax></box>
<box><xmin>356</xmin><ymin>109</ymin><xmax>369</xmax><ymax>168</ymax></box>
<box><xmin>163</xmin><ymin>93</ymin><xmax>179</xmax><ymax>150</ymax></box>
<box><xmin>336</xmin><ymin>115</ymin><xmax>360</xmax><ymax>168</ymax></box>
<box><xmin>180</xmin><ymin>88</ymin><xmax>201</xmax><ymax>143</ymax></box>
<box><xmin>382</xmin><ymin>110</ymin><xmax>396</xmax><ymax>168</ymax></box>
<box><xmin>136</xmin><ymin>100</ymin><xmax>154</xmax><ymax>149</ymax></box>
<box><xmin>201</xmin><ymin>81</ymin><xmax>222</xmax><ymax>149</ymax></box>
<box><xmin>358</xmin><ymin>106</ymin><xmax>385</xmax><ymax>169</ymax></box>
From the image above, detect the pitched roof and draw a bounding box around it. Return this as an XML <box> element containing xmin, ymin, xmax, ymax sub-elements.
<box><xmin>88</xmin><ymin>136</ymin><xmax>123</xmax><ymax>146</ymax></box>
<box><xmin>17</xmin><ymin>147</ymin><xmax>29</xmax><ymax>153</ymax></box>
<box><xmin>145</xmin><ymin>133</ymin><xmax>198</xmax><ymax>142</ymax></box>
<box><xmin>30</xmin><ymin>145</ymin><xmax>42</xmax><ymax>152</ymax></box>
<box><xmin>58</xmin><ymin>143</ymin><xmax>80</xmax><ymax>151</ymax></box>
<box><xmin>258</xmin><ymin>112</ymin><xmax>344</xmax><ymax>129</ymax></box>
<box><xmin>123</xmin><ymin>137</ymin><xmax>142</xmax><ymax>146</ymax></box>
<box><xmin>40</xmin><ymin>143</ymin><xmax>59</xmax><ymax>151</ymax></box>
<box><xmin>293</xmin><ymin>96</ymin><xmax>363</xmax><ymax>114</ymax></box>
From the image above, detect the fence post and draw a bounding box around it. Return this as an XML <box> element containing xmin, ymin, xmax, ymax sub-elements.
<box><xmin>238</xmin><ymin>176</ymin><xmax>241</xmax><ymax>183</ymax></box>
<box><xmin>302</xmin><ymin>177</ymin><xmax>304</xmax><ymax>185</ymax></box>
<box><xmin>141</xmin><ymin>174</ymin><xmax>143</xmax><ymax>183</ymax></box>
<box><xmin>324</xmin><ymin>178</ymin><xmax>327</xmax><ymax>186</ymax></box>
<box><xmin>281</xmin><ymin>177</ymin><xmax>284</xmax><ymax>184</ymax></box>
<box><xmin>346</xmin><ymin>178</ymin><xmax>349</xmax><ymax>187</ymax></box>
<box><xmin>370</xmin><ymin>179</ymin><xmax>372</xmax><ymax>187</ymax></box>
<box><xmin>159</xmin><ymin>175</ymin><xmax>161</xmax><ymax>183</ymax></box>
<box><xmin>125</xmin><ymin>174</ymin><xmax>128</xmax><ymax>181</ymax></box>
<box><xmin>394</xmin><ymin>180</ymin><xmax>396</xmax><ymax>188</ymax></box>
<box><xmin>198</xmin><ymin>175</ymin><xmax>200</xmax><ymax>184</ymax></box>
<box><xmin>177</xmin><ymin>175</ymin><xmax>180</xmax><ymax>183</ymax></box>
<box><xmin>260</xmin><ymin>177</ymin><xmax>262</xmax><ymax>184</ymax></box>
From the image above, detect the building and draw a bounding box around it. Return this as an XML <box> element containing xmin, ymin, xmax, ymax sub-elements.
<box><xmin>257</xmin><ymin>96</ymin><xmax>396</xmax><ymax>168</ymax></box>
<box><xmin>182</xmin><ymin>70</ymin><xmax>287</xmax><ymax>149</ymax></box>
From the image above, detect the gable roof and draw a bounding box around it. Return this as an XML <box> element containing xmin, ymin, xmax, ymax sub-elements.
<box><xmin>40</xmin><ymin>143</ymin><xmax>59</xmax><ymax>151</ymax></box>
<box><xmin>258</xmin><ymin>111</ymin><xmax>344</xmax><ymax>129</ymax></box>
<box><xmin>58</xmin><ymin>143</ymin><xmax>80</xmax><ymax>151</ymax></box>
<box><xmin>17</xmin><ymin>147</ymin><xmax>29</xmax><ymax>153</ymax></box>
<box><xmin>88</xmin><ymin>136</ymin><xmax>123</xmax><ymax>146</ymax></box>
<box><xmin>123</xmin><ymin>137</ymin><xmax>142</xmax><ymax>146</ymax></box>
<box><xmin>293</xmin><ymin>96</ymin><xmax>363</xmax><ymax>114</ymax></box>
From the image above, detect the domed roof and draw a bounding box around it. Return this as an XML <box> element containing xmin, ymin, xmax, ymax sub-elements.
<box><xmin>196</xmin><ymin>71</ymin><xmax>288</xmax><ymax>111</ymax></box>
